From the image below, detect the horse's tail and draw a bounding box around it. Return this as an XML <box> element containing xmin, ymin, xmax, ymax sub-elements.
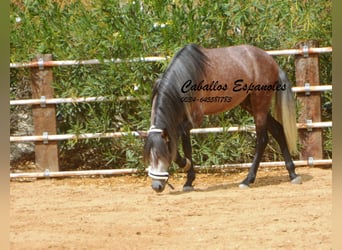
<box><xmin>275</xmin><ymin>68</ymin><xmax>298</xmax><ymax>155</ymax></box>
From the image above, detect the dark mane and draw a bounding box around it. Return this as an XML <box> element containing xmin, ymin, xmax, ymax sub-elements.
<box><xmin>144</xmin><ymin>44</ymin><xmax>208</xmax><ymax>162</ymax></box>
<box><xmin>151</xmin><ymin>44</ymin><xmax>208</xmax><ymax>103</ymax></box>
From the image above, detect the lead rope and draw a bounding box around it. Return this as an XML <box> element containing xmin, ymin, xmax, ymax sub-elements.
<box><xmin>166</xmin><ymin>181</ymin><xmax>175</xmax><ymax>190</ymax></box>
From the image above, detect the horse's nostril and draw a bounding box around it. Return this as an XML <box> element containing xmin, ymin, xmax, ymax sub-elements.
<box><xmin>152</xmin><ymin>181</ymin><xmax>165</xmax><ymax>193</ymax></box>
<box><xmin>152</xmin><ymin>184</ymin><xmax>161</xmax><ymax>191</ymax></box>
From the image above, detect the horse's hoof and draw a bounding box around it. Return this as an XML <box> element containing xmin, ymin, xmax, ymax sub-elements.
<box><xmin>183</xmin><ymin>186</ymin><xmax>194</xmax><ymax>192</ymax></box>
<box><xmin>291</xmin><ymin>175</ymin><xmax>303</xmax><ymax>184</ymax></box>
<box><xmin>239</xmin><ymin>183</ymin><xmax>249</xmax><ymax>189</ymax></box>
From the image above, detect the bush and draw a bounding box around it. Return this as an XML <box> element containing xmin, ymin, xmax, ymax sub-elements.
<box><xmin>10</xmin><ymin>0</ymin><xmax>332</xmax><ymax>170</ymax></box>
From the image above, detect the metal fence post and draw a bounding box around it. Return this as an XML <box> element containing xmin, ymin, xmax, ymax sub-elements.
<box><xmin>30</xmin><ymin>54</ymin><xmax>59</xmax><ymax>171</ymax></box>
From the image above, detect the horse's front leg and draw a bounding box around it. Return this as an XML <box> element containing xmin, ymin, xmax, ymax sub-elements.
<box><xmin>180</xmin><ymin>129</ymin><xmax>196</xmax><ymax>191</ymax></box>
<box><xmin>175</xmin><ymin>151</ymin><xmax>191</xmax><ymax>172</ymax></box>
<box><xmin>174</xmin><ymin>143</ymin><xmax>194</xmax><ymax>191</ymax></box>
<box><xmin>174</xmin><ymin>136</ymin><xmax>194</xmax><ymax>191</ymax></box>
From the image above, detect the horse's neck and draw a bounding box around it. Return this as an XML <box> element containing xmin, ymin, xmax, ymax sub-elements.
<box><xmin>151</xmin><ymin>88</ymin><xmax>193</xmax><ymax>133</ymax></box>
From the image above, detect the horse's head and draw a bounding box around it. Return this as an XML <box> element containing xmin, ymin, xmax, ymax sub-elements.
<box><xmin>143</xmin><ymin>126</ymin><xmax>173</xmax><ymax>193</ymax></box>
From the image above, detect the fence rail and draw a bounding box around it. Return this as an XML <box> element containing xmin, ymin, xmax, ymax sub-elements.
<box><xmin>10</xmin><ymin>95</ymin><xmax>148</xmax><ymax>106</ymax></box>
<box><xmin>10</xmin><ymin>47</ymin><xmax>332</xmax><ymax>69</ymax></box>
<box><xmin>10</xmin><ymin>56</ymin><xmax>169</xmax><ymax>69</ymax></box>
<box><xmin>10</xmin><ymin>43</ymin><xmax>333</xmax><ymax>173</ymax></box>
<box><xmin>10</xmin><ymin>122</ymin><xmax>332</xmax><ymax>143</ymax></box>
<box><xmin>9</xmin><ymin>85</ymin><xmax>332</xmax><ymax>106</ymax></box>
<box><xmin>10</xmin><ymin>159</ymin><xmax>332</xmax><ymax>179</ymax></box>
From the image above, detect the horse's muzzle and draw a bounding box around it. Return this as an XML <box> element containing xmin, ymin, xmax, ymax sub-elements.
<box><xmin>151</xmin><ymin>179</ymin><xmax>166</xmax><ymax>193</ymax></box>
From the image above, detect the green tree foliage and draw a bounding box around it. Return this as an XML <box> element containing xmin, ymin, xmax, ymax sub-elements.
<box><xmin>10</xmin><ymin>0</ymin><xmax>332</xmax><ymax>170</ymax></box>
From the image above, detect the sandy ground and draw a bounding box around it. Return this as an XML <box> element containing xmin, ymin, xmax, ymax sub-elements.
<box><xmin>10</xmin><ymin>166</ymin><xmax>331</xmax><ymax>249</ymax></box>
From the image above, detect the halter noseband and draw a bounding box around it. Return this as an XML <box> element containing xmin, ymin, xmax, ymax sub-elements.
<box><xmin>148</xmin><ymin>167</ymin><xmax>169</xmax><ymax>181</ymax></box>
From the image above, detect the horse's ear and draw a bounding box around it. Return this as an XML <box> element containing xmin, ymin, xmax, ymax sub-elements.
<box><xmin>152</xmin><ymin>79</ymin><xmax>161</xmax><ymax>100</ymax></box>
<box><xmin>161</xmin><ymin>128</ymin><xmax>169</xmax><ymax>142</ymax></box>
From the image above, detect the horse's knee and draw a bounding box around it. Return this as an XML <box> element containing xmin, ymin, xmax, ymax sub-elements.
<box><xmin>183</xmin><ymin>158</ymin><xmax>191</xmax><ymax>172</ymax></box>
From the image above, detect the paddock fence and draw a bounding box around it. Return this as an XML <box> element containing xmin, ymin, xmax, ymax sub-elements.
<box><xmin>10</xmin><ymin>41</ymin><xmax>332</xmax><ymax>179</ymax></box>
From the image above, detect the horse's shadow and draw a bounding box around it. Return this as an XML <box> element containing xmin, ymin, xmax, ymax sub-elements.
<box><xmin>169</xmin><ymin>173</ymin><xmax>313</xmax><ymax>195</ymax></box>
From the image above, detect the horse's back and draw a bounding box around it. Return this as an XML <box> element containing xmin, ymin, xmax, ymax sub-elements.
<box><xmin>203</xmin><ymin>45</ymin><xmax>279</xmax><ymax>82</ymax></box>
<box><xmin>188</xmin><ymin>45</ymin><xmax>280</xmax><ymax>122</ymax></box>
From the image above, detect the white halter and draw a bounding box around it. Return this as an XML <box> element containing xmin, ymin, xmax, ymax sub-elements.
<box><xmin>148</xmin><ymin>125</ymin><xmax>163</xmax><ymax>134</ymax></box>
<box><xmin>148</xmin><ymin>167</ymin><xmax>169</xmax><ymax>180</ymax></box>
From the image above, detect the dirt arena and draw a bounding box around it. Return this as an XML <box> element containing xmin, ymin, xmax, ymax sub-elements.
<box><xmin>10</xmin><ymin>166</ymin><xmax>331</xmax><ymax>249</ymax></box>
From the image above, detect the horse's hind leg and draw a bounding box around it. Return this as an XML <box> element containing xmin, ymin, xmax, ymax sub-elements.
<box><xmin>266</xmin><ymin>114</ymin><xmax>302</xmax><ymax>184</ymax></box>
<box><xmin>240</xmin><ymin>97</ymin><xmax>270</xmax><ymax>188</ymax></box>
<box><xmin>240</xmin><ymin>121</ymin><xmax>269</xmax><ymax>188</ymax></box>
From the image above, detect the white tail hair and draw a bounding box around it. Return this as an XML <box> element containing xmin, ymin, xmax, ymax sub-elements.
<box><xmin>275</xmin><ymin>69</ymin><xmax>298</xmax><ymax>155</ymax></box>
